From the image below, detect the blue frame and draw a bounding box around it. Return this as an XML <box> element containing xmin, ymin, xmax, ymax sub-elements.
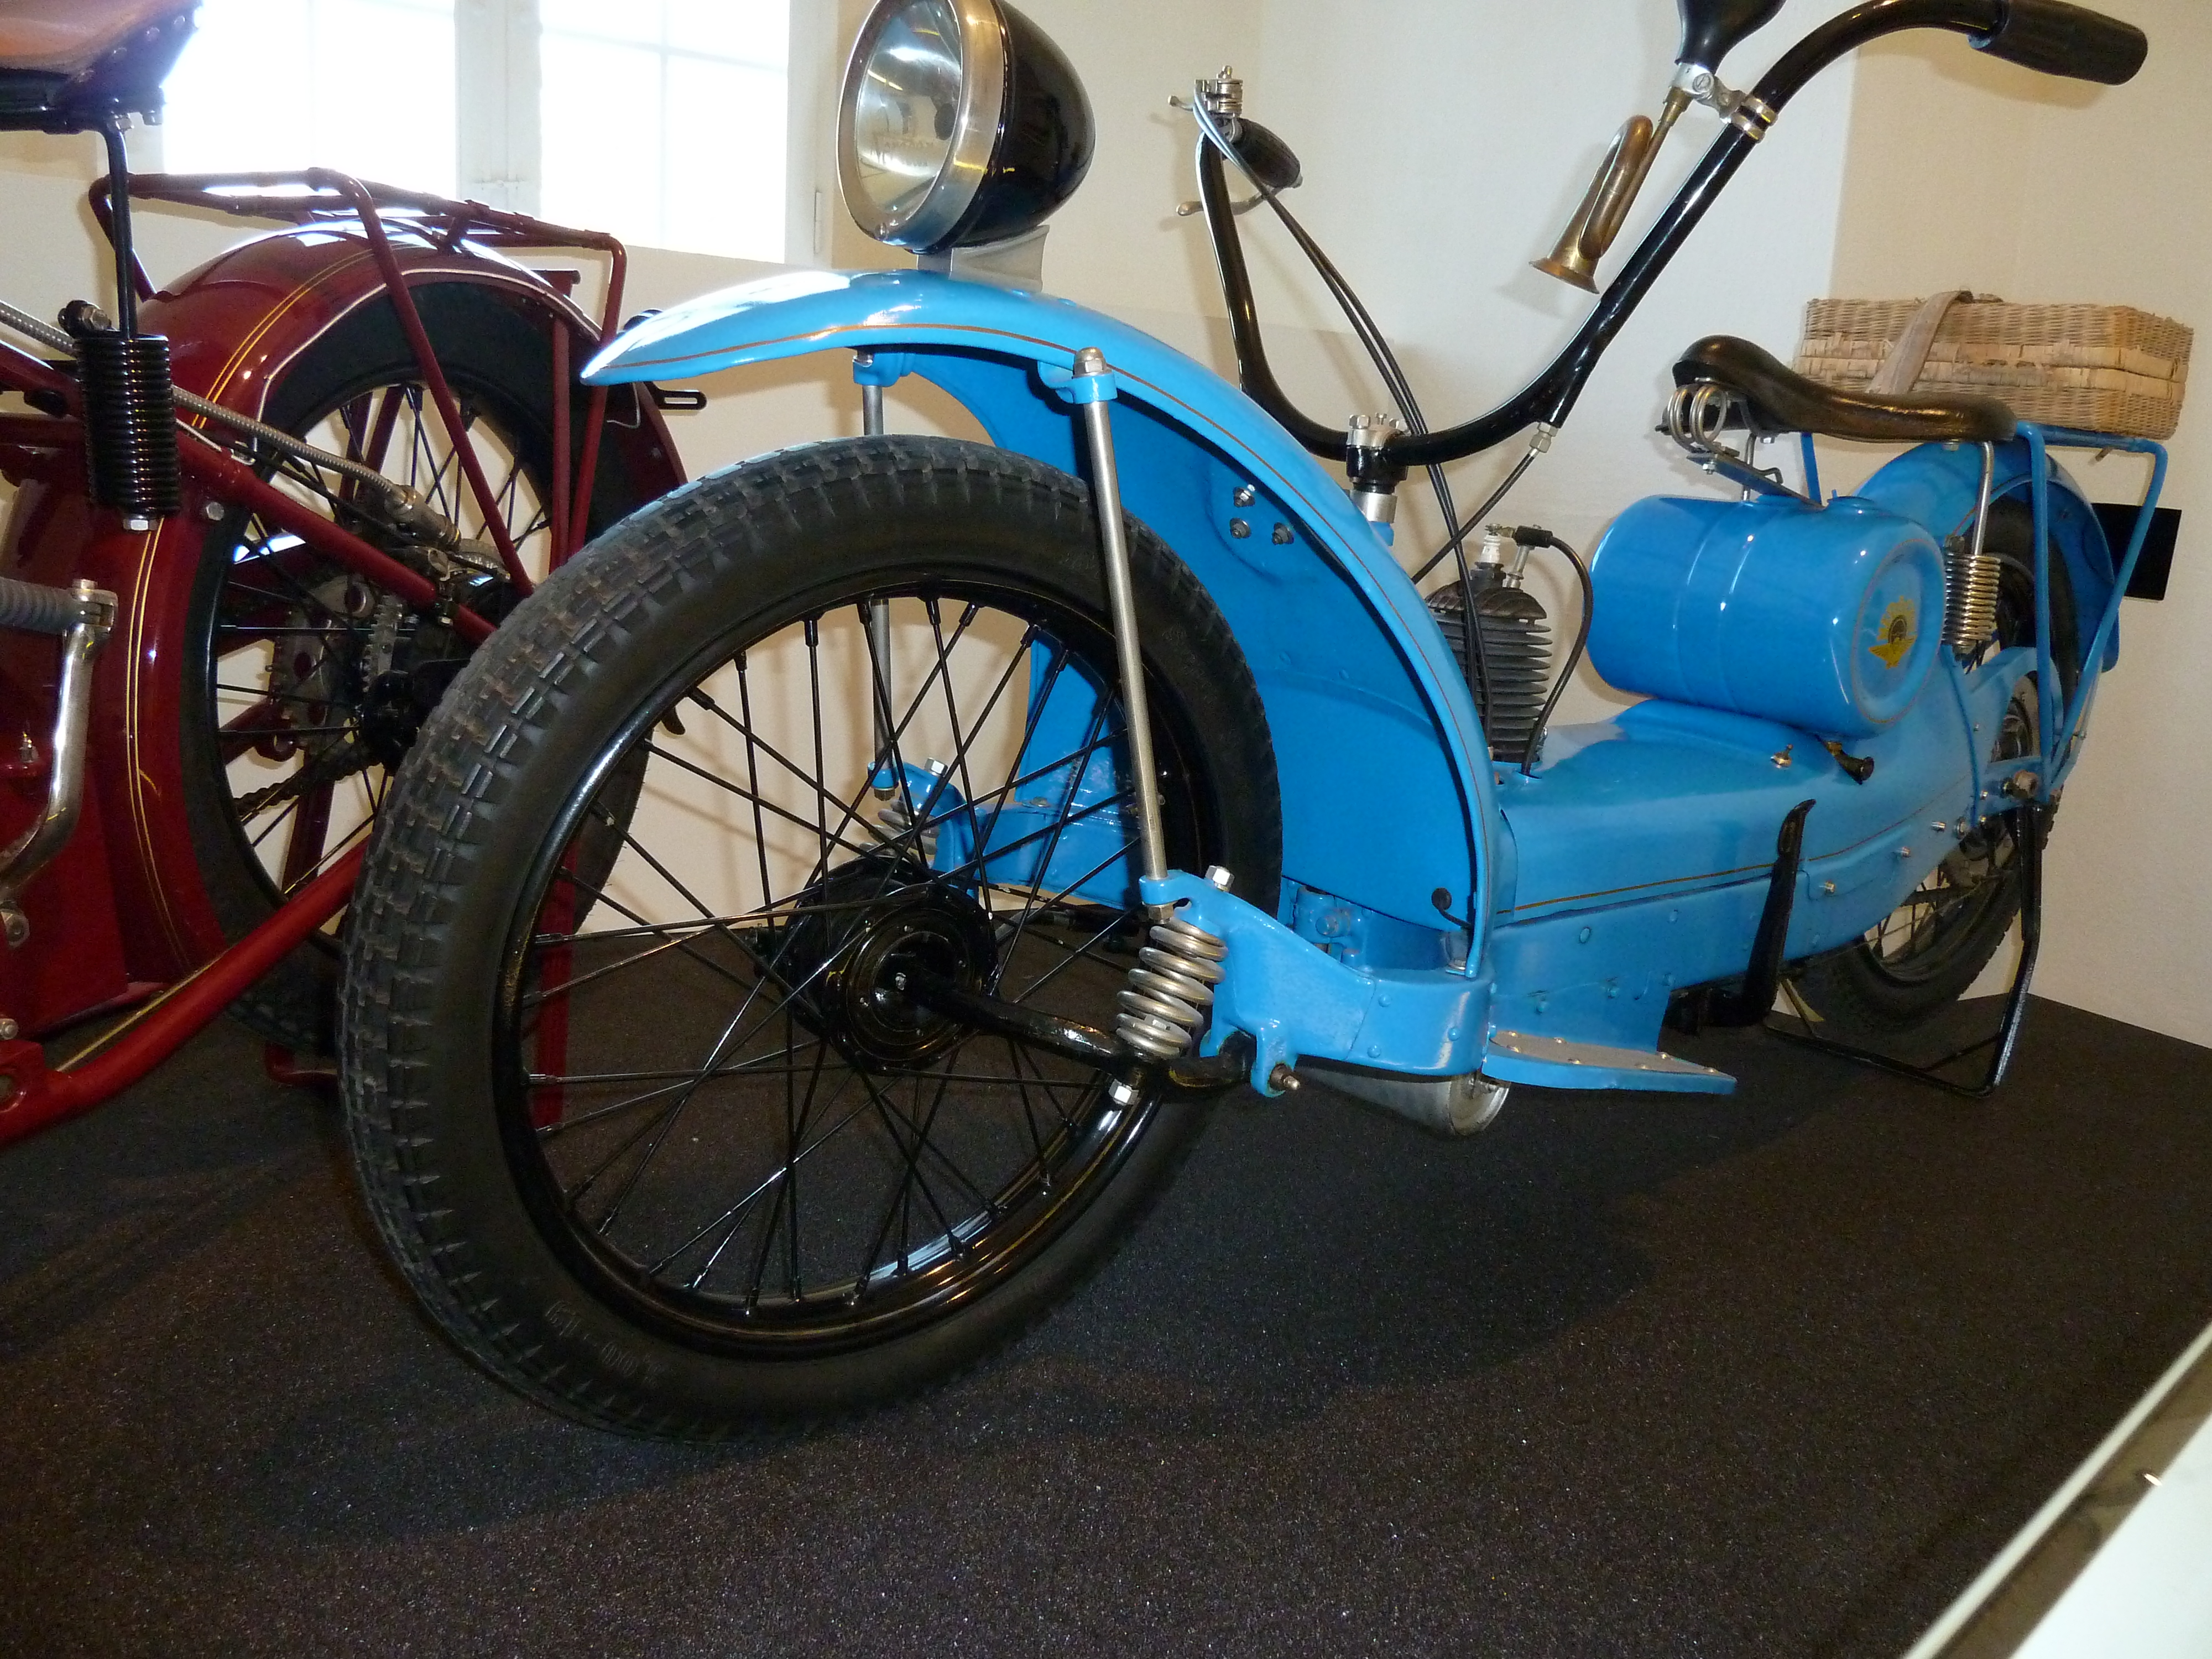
<box><xmin>591</xmin><ymin>270</ymin><xmax>1496</xmax><ymax>958</ymax></box>
<box><xmin>587</xmin><ymin>273</ymin><xmax>2167</xmax><ymax>1098</ymax></box>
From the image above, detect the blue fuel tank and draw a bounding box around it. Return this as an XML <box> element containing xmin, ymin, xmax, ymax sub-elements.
<box><xmin>1587</xmin><ymin>494</ymin><xmax>1947</xmax><ymax>738</ymax></box>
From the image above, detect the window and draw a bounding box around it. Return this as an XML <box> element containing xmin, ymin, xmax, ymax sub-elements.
<box><xmin>538</xmin><ymin>1</ymin><xmax>788</xmax><ymax>262</ymax></box>
<box><xmin>161</xmin><ymin>0</ymin><xmax>457</xmax><ymax>194</ymax></box>
<box><xmin>158</xmin><ymin>0</ymin><xmax>790</xmax><ymax>263</ymax></box>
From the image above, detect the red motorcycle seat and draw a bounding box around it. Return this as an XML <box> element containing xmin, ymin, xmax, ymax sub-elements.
<box><xmin>0</xmin><ymin>0</ymin><xmax>190</xmax><ymax>75</ymax></box>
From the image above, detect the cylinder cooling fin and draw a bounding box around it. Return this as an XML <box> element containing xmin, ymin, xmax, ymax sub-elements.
<box><xmin>1428</xmin><ymin>571</ymin><xmax>1553</xmax><ymax>766</ymax></box>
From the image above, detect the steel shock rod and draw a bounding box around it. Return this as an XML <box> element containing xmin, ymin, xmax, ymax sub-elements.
<box><xmin>1070</xmin><ymin>347</ymin><xmax>1170</xmax><ymax>895</ymax></box>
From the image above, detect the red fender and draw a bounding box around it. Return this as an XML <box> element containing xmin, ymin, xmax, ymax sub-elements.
<box><xmin>0</xmin><ymin>228</ymin><xmax>684</xmax><ymax>1032</ymax></box>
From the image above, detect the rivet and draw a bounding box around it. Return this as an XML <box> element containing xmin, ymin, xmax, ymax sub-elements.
<box><xmin>1577</xmin><ymin>925</ymin><xmax>1592</xmax><ymax>943</ymax></box>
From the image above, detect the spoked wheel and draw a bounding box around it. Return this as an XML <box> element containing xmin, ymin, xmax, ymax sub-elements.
<box><xmin>1792</xmin><ymin>498</ymin><xmax>2075</xmax><ymax>1030</ymax></box>
<box><xmin>182</xmin><ymin>283</ymin><xmax>647</xmax><ymax>1051</ymax></box>
<box><xmin>342</xmin><ymin>437</ymin><xmax>1280</xmax><ymax>1435</ymax></box>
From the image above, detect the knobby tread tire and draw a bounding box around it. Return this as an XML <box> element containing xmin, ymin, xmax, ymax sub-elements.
<box><xmin>341</xmin><ymin>436</ymin><xmax>1280</xmax><ymax>1438</ymax></box>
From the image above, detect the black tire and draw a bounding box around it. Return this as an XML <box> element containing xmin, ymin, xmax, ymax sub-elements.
<box><xmin>340</xmin><ymin>436</ymin><xmax>1281</xmax><ymax>1437</ymax></box>
<box><xmin>180</xmin><ymin>281</ymin><xmax>653</xmax><ymax>1051</ymax></box>
<box><xmin>1792</xmin><ymin>497</ymin><xmax>2078</xmax><ymax>1030</ymax></box>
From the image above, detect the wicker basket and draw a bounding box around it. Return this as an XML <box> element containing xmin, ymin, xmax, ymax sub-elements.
<box><xmin>1796</xmin><ymin>296</ymin><xmax>2193</xmax><ymax>440</ymax></box>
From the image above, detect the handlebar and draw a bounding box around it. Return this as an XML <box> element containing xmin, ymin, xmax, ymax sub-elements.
<box><xmin>1197</xmin><ymin>0</ymin><xmax>2149</xmax><ymax>474</ymax></box>
<box><xmin>1973</xmin><ymin>0</ymin><xmax>2147</xmax><ymax>84</ymax></box>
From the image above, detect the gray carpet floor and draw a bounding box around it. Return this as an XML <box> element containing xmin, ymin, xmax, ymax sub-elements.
<box><xmin>2</xmin><ymin>998</ymin><xmax>2208</xmax><ymax>1657</ymax></box>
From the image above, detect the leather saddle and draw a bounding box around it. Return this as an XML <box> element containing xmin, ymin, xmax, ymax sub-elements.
<box><xmin>1674</xmin><ymin>333</ymin><xmax>2016</xmax><ymax>446</ymax></box>
<box><xmin>0</xmin><ymin>0</ymin><xmax>196</xmax><ymax>132</ymax></box>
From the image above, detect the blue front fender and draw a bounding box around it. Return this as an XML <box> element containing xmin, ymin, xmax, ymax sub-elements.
<box><xmin>588</xmin><ymin>269</ymin><xmax>1499</xmax><ymax>950</ymax></box>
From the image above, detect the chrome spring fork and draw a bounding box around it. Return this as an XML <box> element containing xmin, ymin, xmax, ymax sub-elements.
<box><xmin>1070</xmin><ymin>346</ymin><xmax>1229</xmax><ymax>1061</ymax></box>
<box><xmin>1118</xmin><ymin>877</ymin><xmax>1232</xmax><ymax>1061</ymax></box>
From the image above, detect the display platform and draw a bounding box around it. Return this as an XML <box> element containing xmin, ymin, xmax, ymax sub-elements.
<box><xmin>3</xmin><ymin>999</ymin><xmax>2209</xmax><ymax>1656</ymax></box>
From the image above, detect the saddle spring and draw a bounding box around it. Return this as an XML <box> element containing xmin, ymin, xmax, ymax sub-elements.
<box><xmin>1117</xmin><ymin>910</ymin><xmax>1228</xmax><ymax>1061</ymax></box>
<box><xmin>1943</xmin><ymin>530</ymin><xmax>2004</xmax><ymax>653</ymax></box>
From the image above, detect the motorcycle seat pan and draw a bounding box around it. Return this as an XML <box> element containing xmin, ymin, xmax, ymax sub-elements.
<box><xmin>0</xmin><ymin>0</ymin><xmax>186</xmax><ymax>75</ymax></box>
<box><xmin>1673</xmin><ymin>334</ymin><xmax>2018</xmax><ymax>446</ymax></box>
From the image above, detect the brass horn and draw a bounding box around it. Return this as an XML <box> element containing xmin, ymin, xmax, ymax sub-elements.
<box><xmin>1532</xmin><ymin>89</ymin><xmax>1689</xmax><ymax>292</ymax></box>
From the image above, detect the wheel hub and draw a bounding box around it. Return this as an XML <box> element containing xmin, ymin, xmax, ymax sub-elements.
<box><xmin>780</xmin><ymin>857</ymin><xmax>998</xmax><ymax>1068</ymax></box>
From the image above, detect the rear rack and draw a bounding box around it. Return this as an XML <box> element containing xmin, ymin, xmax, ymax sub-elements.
<box><xmin>88</xmin><ymin>169</ymin><xmax>645</xmax><ymax>574</ymax></box>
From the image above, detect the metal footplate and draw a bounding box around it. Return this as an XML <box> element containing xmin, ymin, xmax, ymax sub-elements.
<box><xmin>1480</xmin><ymin>1029</ymin><xmax>1735</xmax><ymax>1094</ymax></box>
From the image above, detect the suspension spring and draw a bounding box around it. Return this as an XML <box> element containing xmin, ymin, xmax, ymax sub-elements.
<box><xmin>1944</xmin><ymin>530</ymin><xmax>2002</xmax><ymax>653</ymax></box>
<box><xmin>75</xmin><ymin>327</ymin><xmax>181</xmax><ymax>520</ymax></box>
<box><xmin>1117</xmin><ymin>911</ymin><xmax>1228</xmax><ymax>1061</ymax></box>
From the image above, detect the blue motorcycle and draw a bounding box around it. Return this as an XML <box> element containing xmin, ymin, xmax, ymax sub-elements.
<box><xmin>338</xmin><ymin>0</ymin><xmax>2167</xmax><ymax>1434</ymax></box>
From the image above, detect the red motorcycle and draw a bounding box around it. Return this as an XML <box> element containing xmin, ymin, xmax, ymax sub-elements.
<box><xmin>0</xmin><ymin>0</ymin><xmax>683</xmax><ymax>1144</ymax></box>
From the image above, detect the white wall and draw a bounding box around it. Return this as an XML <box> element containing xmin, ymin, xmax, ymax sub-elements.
<box><xmin>1829</xmin><ymin>2</ymin><xmax>2211</xmax><ymax>1046</ymax></box>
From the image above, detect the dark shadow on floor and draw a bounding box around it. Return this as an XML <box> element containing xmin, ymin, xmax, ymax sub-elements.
<box><xmin>2</xmin><ymin>999</ymin><xmax>2208</xmax><ymax>1658</ymax></box>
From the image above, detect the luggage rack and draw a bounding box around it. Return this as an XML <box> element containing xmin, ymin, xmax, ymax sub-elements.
<box><xmin>89</xmin><ymin>168</ymin><xmax>644</xmax><ymax>570</ymax></box>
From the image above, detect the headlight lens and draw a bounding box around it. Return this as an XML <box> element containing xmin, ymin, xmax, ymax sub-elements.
<box><xmin>847</xmin><ymin>0</ymin><xmax>964</xmax><ymax>229</ymax></box>
<box><xmin>838</xmin><ymin>0</ymin><xmax>1092</xmax><ymax>260</ymax></box>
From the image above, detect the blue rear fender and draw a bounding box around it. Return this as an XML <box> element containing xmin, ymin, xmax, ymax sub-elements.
<box><xmin>587</xmin><ymin>269</ymin><xmax>1498</xmax><ymax>956</ymax></box>
<box><xmin>1855</xmin><ymin>438</ymin><xmax>2119</xmax><ymax>670</ymax></box>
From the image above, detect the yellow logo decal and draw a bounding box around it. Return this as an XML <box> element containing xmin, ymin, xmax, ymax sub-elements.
<box><xmin>1869</xmin><ymin>598</ymin><xmax>1917</xmax><ymax>670</ymax></box>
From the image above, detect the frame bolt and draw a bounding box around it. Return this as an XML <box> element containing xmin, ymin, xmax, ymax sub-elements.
<box><xmin>0</xmin><ymin>1018</ymin><xmax>16</xmax><ymax>1041</ymax></box>
<box><xmin>1268</xmin><ymin>1063</ymin><xmax>1300</xmax><ymax>1093</ymax></box>
<box><xmin>1205</xmin><ymin>865</ymin><xmax>1234</xmax><ymax>890</ymax></box>
<box><xmin>1233</xmin><ymin>484</ymin><xmax>1256</xmax><ymax>507</ymax></box>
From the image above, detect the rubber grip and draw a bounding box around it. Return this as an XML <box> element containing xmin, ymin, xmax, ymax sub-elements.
<box><xmin>1973</xmin><ymin>0</ymin><xmax>2147</xmax><ymax>85</ymax></box>
<box><xmin>0</xmin><ymin>577</ymin><xmax>88</xmax><ymax>637</ymax></box>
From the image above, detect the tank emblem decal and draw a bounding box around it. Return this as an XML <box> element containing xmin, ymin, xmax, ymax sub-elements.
<box><xmin>1868</xmin><ymin>598</ymin><xmax>1917</xmax><ymax>670</ymax></box>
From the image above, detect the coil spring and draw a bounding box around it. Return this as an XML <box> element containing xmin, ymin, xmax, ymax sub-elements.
<box><xmin>1116</xmin><ymin>912</ymin><xmax>1228</xmax><ymax>1061</ymax></box>
<box><xmin>76</xmin><ymin>329</ymin><xmax>181</xmax><ymax>519</ymax></box>
<box><xmin>1944</xmin><ymin>531</ymin><xmax>2003</xmax><ymax>652</ymax></box>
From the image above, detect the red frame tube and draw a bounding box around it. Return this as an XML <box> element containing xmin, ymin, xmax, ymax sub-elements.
<box><xmin>173</xmin><ymin>429</ymin><xmax>495</xmax><ymax>645</ymax></box>
<box><xmin>0</xmin><ymin>176</ymin><xmax>668</xmax><ymax>1142</ymax></box>
<box><xmin>0</xmin><ymin>848</ymin><xmax>361</xmax><ymax>1146</ymax></box>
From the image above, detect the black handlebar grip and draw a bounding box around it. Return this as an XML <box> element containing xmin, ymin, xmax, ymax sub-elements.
<box><xmin>1974</xmin><ymin>0</ymin><xmax>2147</xmax><ymax>85</ymax></box>
<box><xmin>0</xmin><ymin>577</ymin><xmax>88</xmax><ymax>637</ymax></box>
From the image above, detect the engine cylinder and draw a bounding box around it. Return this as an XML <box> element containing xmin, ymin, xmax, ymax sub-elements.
<box><xmin>1428</xmin><ymin>572</ymin><xmax>1552</xmax><ymax>765</ymax></box>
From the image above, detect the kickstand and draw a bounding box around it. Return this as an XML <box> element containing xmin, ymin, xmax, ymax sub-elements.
<box><xmin>1764</xmin><ymin>801</ymin><xmax>2046</xmax><ymax>1099</ymax></box>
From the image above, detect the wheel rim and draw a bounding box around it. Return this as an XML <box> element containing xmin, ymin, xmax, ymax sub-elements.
<box><xmin>204</xmin><ymin>381</ymin><xmax>547</xmax><ymax>902</ymax></box>
<box><xmin>493</xmin><ymin>582</ymin><xmax>1207</xmax><ymax>1356</ymax></box>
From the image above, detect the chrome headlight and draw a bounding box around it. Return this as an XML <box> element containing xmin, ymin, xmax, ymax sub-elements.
<box><xmin>838</xmin><ymin>0</ymin><xmax>1093</xmax><ymax>255</ymax></box>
